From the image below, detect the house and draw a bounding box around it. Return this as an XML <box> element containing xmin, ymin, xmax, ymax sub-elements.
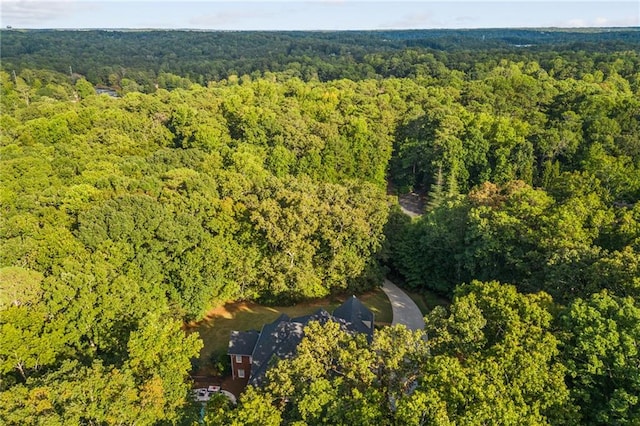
<box><xmin>228</xmin><ymin>296</ymin><xmax>374</xmax><ymax>387</ymax></box>
<box><xmin>228</xmin><ymin>330</ymin><xmax>259</xmax><ymax>380</ymax></box>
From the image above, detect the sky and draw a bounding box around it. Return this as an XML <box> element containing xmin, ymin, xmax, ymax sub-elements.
<box><xmin>1</xmin><ymin>0</ymin><xmax>638</xmax><ymax>30</ymax></box>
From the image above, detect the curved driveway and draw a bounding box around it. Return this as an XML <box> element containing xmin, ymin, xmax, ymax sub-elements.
<box><xmin>381</xmin><ymin>279</ymin><xmax>425</xmax><ymax>331</ymax></box>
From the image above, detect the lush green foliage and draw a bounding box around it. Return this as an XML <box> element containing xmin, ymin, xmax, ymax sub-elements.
<box><xmin>559</xmin><ymin>291</ymin><xmax>640</xmax><ymax>424</ymax></box>
<box><xmin>1</xmin><ymin>73</ymin><xmax>395</xmax><ymax>321</ymax></box>
<box><xmin>3</xmin><ymin>29</ymin><xmax>639</xmax><ymax>88</ymax></box>
<box><xmin>220</xmin><ymin>282</ymin><xmax>640</xmax><ymax>425</ymax></box>
<box><xmin>1</xmin><ymin>61</ymin><xmax>397</xmax><ymax>424</ymax></box>
<box><xmin>2</xmin><ymin>29</ymin><xmax>639</xmax><ymax>424</ymax></box>
<box><xmin>220</xmin><ymin>282</ymin><xmax>583</xmax><ymax>425</ymax></box>
<box><xmin>396</xmin><ymin>180</ymin><xmax>640</xmax><ymax>303</ymax></box>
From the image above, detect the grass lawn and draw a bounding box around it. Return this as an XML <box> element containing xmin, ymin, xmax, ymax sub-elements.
<box><xmin>188</xmin><ymin>287</ymin><xmax>392</xmax><ymax>366</ymax></box>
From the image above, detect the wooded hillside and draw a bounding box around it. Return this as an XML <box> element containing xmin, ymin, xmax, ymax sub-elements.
<box><xmin>1</xmin><ymin>29</ymin><xmax>639</xmax><ymax>424</ymax></box>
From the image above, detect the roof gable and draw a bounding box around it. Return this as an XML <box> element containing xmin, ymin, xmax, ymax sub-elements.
<box><xmin>228</xmin><ymin>330</ymin><xmax>260</xmax><ymax>356</ymax></box>
<box><xmin>333</xmin><ymin>295</ymin><xmax>375</xmax><ymax>341</ymax></box>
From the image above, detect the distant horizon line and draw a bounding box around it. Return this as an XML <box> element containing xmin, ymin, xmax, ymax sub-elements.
<box><xmin>3</xmin><ymin>26</ymin><xmax>639</xmax><ymax>32</ymax></box>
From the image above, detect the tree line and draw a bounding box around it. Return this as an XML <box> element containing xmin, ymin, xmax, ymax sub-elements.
<box><xmin>2</xmin><ymin>29</ymin><xmax>638</xmax><ymax>89</ymax></box>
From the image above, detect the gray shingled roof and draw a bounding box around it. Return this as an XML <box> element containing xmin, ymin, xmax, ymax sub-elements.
<box><xmin>228</xmin><ymin>330</ymin><xmax>260</xmax><ymax>356</ymax></box>
<box><xmin>332</xmin><ymin>295</ymin><xmax>375</xmax><ymax>342</ymax></box>
<box><xmin>229</xmin><ymin>297</ymin><xmax>375</xmax><ymax>386</ymax></box>
<box><xmin>249</xmin><ymin>309</ymin><xmax>333</xmax><ymax>386</ymax></box>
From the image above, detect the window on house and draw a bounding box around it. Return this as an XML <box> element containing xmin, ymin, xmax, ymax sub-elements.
<box><xmin>238</xmin><ymin>369</ymin><xmax>245</xmax><ymax>378</ymax></box>
<box><xmin>235</xmin><ymin>355</ymin><xmax>242</xmax><ymax>363</ymax></box>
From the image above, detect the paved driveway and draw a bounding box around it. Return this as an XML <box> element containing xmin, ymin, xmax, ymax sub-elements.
<box><xmin>381</xmin><ymin>279</ymin><xmax>425</xmax><ymax>331</ymax></box>
<box><xmin>397</xmin><ymin>192</ymin><xmax>424</xmax><ymax>218</ymax></box>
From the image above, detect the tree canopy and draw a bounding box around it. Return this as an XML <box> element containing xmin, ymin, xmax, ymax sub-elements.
<box><xmin>2</xmin><ymin>28</ymin><xmax>639</xmax><ymax>424</ymax></box>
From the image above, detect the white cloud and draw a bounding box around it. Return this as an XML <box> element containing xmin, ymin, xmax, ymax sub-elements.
<box><xmin>565</xmin><ymin>18</ymin><xmax>587</xmax><ymax>27</ymax></box>
<box><xmin>1</xmin><ymin>0</ymin><xmax>91</xmax><ymax>26</ymax></box>
<box><xmin>594</xmin><ymin>16</ymin><xmax>640</xmax><ymax>26</ymax></box>
<box><xmin>559</xmin><ymin>15</ymin><xmax>639</xmax><ymax>27</ymax></box>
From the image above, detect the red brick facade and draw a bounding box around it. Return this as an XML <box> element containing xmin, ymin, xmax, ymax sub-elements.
<box><xmin>230</xmin><ymin>354</ymin><xmax>252</xmax><ymax>379</ymax></box>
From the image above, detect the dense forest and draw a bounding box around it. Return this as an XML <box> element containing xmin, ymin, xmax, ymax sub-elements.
<box><xmin>1</xmin><ymin>29</ymin><xmax>640</xmax><ymax>424</ymax></box>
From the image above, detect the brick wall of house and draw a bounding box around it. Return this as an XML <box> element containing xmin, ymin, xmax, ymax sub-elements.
<box><xmin>230</xmin><ymin>354</ymin><xmax>252</xmax><ymax>379</ymax></box>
